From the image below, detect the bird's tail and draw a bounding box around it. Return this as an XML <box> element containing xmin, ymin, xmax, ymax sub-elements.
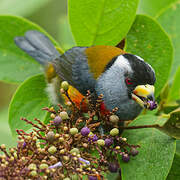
<box><xmin>14</xmin><ymin>30</ymin><xmax>61</xmax><ymax>65</ymax></box>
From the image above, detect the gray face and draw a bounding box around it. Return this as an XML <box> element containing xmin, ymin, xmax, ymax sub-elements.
<box><xmin>95</xmin><ymin>59</ymin><xmax>142</xmax><ymax>120</ymax></box>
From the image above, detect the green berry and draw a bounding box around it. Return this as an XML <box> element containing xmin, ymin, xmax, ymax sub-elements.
<box><xmin>109</xmin><ymin>115</ymin><xmax>119</xmax><ymax>123</ymax></box>
<box><xmin>1</xmin><ymin>144</ymin><xmax>6</xmax><ymax>149</ymax></box>
<box><xmin>61</xmin><ymin>81</ymin><xmax>69</xmax><ymax>91</ymax></box>
<box><xmin>46</xmin><ymin>131</ymin><xmax>55</xmax><ymax>142</ymax></box>
<box><xmin>40</xmin><ymin>163</ymin><xmax>49</xmax><ymax>169</ymax></box>
<box><xmin>28</xmin><ymin>163</ymin><xmax>37</xmax><ymax>170</ymax></box>
<box><xmin>63</xmin><ymin>156</ymin><xmax>70</xmax><ymax>162</ymax></box>
<box><xmin>70</xmin><ymin>148</ymin><xmax>80</xmax><ymax>155</ymax></box>
<box><xmin>59</xmin><ymin>137</ymin><xmax>64</xmax><ymax>142</ymax></box>
<box><xmin>70</xmin><ymin>128</ymin><xmax>78</xmax><ymax>135</ymax></box>
<box><xmin>63</xmin><ymin>178</ymin><xmax>71</xmax><ymax>180</ymax></box>
<box><xmin>48</xmin><ymin>146</ymin><xmax>57</xmax><ymax>154</ymax></box>
<box><xmin>30</xmin><ymin>170</ymin><xmax>37</xmax><ymax>177</ymax></box>
<box><xmin>60</xmin><ymin>111</ymin><xmax>69</xmax><ymax>120</ymax></box>
<box><xmin>110</xmin><ymin>128</ymin><xmax>119</xmax><ymax>136</ymax></box>
<box><xmin>97</xmin><ymin>139</ymin><xmax>105</xmax><ymax>146</ymax></box>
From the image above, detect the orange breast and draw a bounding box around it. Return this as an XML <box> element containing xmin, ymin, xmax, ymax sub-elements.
<box><xmin>63</xmin><ymin>86</ymin><xmax>110</xmax><ymax>115</ymax></box>
<box><xmin>63</xmin><ymin>86</ymin><xmax>88</xmax><ymax>111</ymax></box>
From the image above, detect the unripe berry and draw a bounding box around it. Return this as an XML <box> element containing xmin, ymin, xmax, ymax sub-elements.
<box><xmin>59</xmin><ymin>149</ymin><xmax>65</xmax><ymax>154</ymax></box>
<box><xmin>59</xmin><ymin>137</ymin><xmax>64</xmax><ymax>142</ymax></box>
<box><xmin>63</xmin><ymin>178</ymin><xmax>71</xmax><ymax>180</ymax></box>
<box><xmin>61</xmin><ymin>81</ymin><xmax>69</xmax><ymax>91</ymax></box>
<box><xmin>63</xmin><ymin>126</ymin><xmax>68</xmax><ymax>131</ymax></box>
<box><xmin>28</xmin><ymin>163</ymin><xmax>37</xmax><ymax>170</ymax></box>
<box><xmin>97</xmin><ymin>139</ymin><xmax>105</xmax><ymax>146</ymax></box>
<box><xmin>70</xmin><ymin>128</ymin><xmax>78</xmax><ymax>135</ymax></box>
<box><xmin>48</xmin><ymin>146</ymin><xmax>57</xmax><ymax>154</ymax></box>
<box><xmin>50</xmin><ymin>113</ymin><xmax>56</xmax><ymax>119</ymax></box>
<box><xmin>60</xmin><ymin>111</ymin><xmax>69</xmax><ymax>120</ymax></box>
<box><xmin>109</xmin><ymin>115</ymin><xmax>119</xmax><ymax>123</ymax></box>
<box><xmin>110</xmin><ymin>128</ymin><xmax>119</xmax><ymax>136</ymax></box>
<box><xmin>40</xmin><ymin>163</ymin><xmax>49</xmax><ymax>169</ymax></box>
<box><xmin>63</xmin><ymin>156</ymin><xmax>70</xmax><ymax>162</ymax></box>
<box><xmin>81</xmin><ymin>127</ymin><xmax>90</xmax><ymax>136</ymax></box>
<box><xmin>1</xmin><ymin>144</ymin><xmax>6</xmax><ymax>149</ymax></box>
<box><xmin>30</xmin><ymin>170</ymin><xmax>37</xmax><ymax>177</ymax></box>
<box><xmin>46</xmin><ymin>131</ymin><xmax>55</xmax><ymax>142</ymax></box>
<box><xmin>70</xmin><ymin>148</ymin><xmax>80</xmax><ymax>155</ymax></box>
<box><xmin>53</xmin><ymin>116</ymin><xmax>62</xmax><ymax>126</ymax></box>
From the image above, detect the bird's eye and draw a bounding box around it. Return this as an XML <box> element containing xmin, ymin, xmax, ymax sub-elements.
<box><xmin>125</xmin><ymin>78</ymin><xmax>133</xmax><ymax>85</ymax></box>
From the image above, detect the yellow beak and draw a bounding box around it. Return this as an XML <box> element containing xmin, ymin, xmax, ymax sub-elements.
<box><xmin>131</xmin><ymin>84</ymin><xmax>157</xmax><ymax>110</ymax></box>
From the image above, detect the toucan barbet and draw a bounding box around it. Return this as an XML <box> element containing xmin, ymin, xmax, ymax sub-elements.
<box><xmin>14</xmin><ymin>30</ymin><xmax>157</xmax><ymax>121</ymax></box>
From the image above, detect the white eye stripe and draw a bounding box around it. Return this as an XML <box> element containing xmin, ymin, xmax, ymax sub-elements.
<box><xmin>135</xmin><ymin>55</ymin><xmax>155</xmax><ymax>73</ymax></box>
<box><xmin>135</xmin><ymin>55</ymin><xmax>144</xmax><ymax>61</ymax></box>
<box><xmin>114</xmin><ymin>55</ymin><xmax>132</xmax><ymax>73</ymax></box>
<box><xmin>147</xmin><ymin>63</ymin><xmax>155</xmax><ymax>73</ymax></box>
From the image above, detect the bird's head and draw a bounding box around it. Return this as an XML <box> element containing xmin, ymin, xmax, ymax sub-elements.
<box><xmin>96</xmin><ymin>53</ymin><xmax>157</xmax><ymax>120</ymax></box>
<box><xmin>119</xmin><ymin>53</ymin><xmax>157</xmax><ymax>110</ymax></box>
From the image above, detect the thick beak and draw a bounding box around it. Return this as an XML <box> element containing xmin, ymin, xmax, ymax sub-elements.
<box><xmin>131</xmin><ymin>84</ymin><xmax>157</xmax><ymax>110</ymax></box>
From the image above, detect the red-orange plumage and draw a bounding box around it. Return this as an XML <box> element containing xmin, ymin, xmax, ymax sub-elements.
<box><xmin>63</xmin><ymin>86</ymin><xmax>110</xmax><ymax>115</ymax></box>
<box><xmin>63</xmin><ymin>86</ymin><xmax>88</xmax><ymax>111</ymax></box>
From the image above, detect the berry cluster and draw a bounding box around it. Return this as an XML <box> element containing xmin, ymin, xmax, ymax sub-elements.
<box><xmin>0</xmin><ymin>81</ymin><xmax>139</xmax><ymax>179</ymax></box>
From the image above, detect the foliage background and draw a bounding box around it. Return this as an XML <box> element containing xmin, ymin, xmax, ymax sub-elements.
<box><xmin>0</xmin><ymin>0</ymin><xmax>67</xmax><ymax>147</ymax></box>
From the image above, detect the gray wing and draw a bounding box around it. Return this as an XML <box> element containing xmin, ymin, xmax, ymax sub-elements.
<box><xmin>52</xmin><ymin>47</ymin><xmax>96</xmax><ymax>95</ymax></box>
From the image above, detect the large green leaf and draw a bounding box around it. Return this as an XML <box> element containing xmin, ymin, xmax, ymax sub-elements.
<box><xmin>0</xmin><ymin>0</ymin><xmax>51</xmax><ymax>17</ymax></box>
<box><xmin>138</xmin><ymin>0</ymin><xmax>177</xmax><ymax>17</ymax></box>
<box><xmin>106</xmin><ymin>172</ymin><xmax>119</xmax><ymax>180</ymax></box>
<box><xmin>69</xmin><ymin>0</ymin><xmax>139</xmax><ymax>46</ymax></box>
<box><xmin>176</xmin><ymin>140</ymin><xmax>180</xmax><ymax>156</ymax></box>
<box><xmin>167</xmin><ymin>67</ymin><xmax>180</xmax><ymax>102</ymax></box>
<box><xmin>0</xmin><ymin>15</ymin><xmax>59</xmax><ymax>83</ymax></box>
<box><xmin>157</xmin><ymin>2</ymin><xmax>180</xmax><ymax>77</ymax></box>
<box><xmin>125</xmin><ymin>15</ymin><xmax>173</xmax><ymax>97</ymax></box>
<box><xmin>58</xmin><ymin>15</ymin><xmax>76</xmax><ymax>50</ymax></box>
<box><xmin>167</xmin><ymin>153</ymin><xmax>180</xmax><ymax>180</ymax></box>
<box><xmin>0</xmin><ymin>108</ymin><xmax>16</xmax><ymax>148</ymax></box>
<box><xmin>121</xmin><ymin>115</ymin><xmax>176</xmax><ymax>180</ymax></box>
<box><xmin>157</xmin><ymin>108</ymin><xmax>180</xmax><ymax>140</ymax></box>
<box><xmin>9</xmin><ymin>74</ymin><xmax>50</xmax><ymax>136</ymax></box>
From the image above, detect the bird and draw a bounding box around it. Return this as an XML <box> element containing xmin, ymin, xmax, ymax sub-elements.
<box><xmin>14</xmin><ymin>30</ymin><xmax>157</xmax><ymax>121</ymax></box>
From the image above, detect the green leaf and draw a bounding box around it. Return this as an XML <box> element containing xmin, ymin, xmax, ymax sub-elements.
<box><xmin>0</xmin><ymin>0</ymin><xmax>51</xmax><ymax>17</ymax></box>
<box><xmin>69</xmin><ymin>0</ymin><xmax>139</xmax><ymax>46</ymax></box>
<box><xmin>167</xmin><ymin>67</ymin><xmax>180</xmax><ymax>102</ymax></box>
<box><xmin>9</xmin><ymin>74</ymin><xmax>50</xmax><ymax>136</ymax></box>
<box><xmin>167</xmin><ymin>153</ymin><xmax>180</xmax><ymax>180</ymax></box>
<box><xmin>0</xmin><ymin>15</ymin><xmax>59</xmax><ymax>83</ymax></box>
<box><xmin>0</xmin><ymin>108</ymin><xmax>16</xmax><ymax>148</ymax></box>
<box><xmin>106</xmin><ymin>172</ymin><xmax>119</xmax><ymax>180</ymax></box>
<box><xmin>157</xmin><ymin>2</ymin><xmax>180</xmax><ymax>77</ymax></box>
<box><xmin>121</xmin><ymin>115</ymin><xmax>176</xmax><ymax>180</ymax></box>
<box><xmin>157</xmin><ymin>108</ymin><xmax>180</xmax><ymax>139</ymax></box>
<box><xmin>138</xmin><ymin>0</ymin><xmax>177</xmax><ymax>17</ymax></box>
<box><xmin>125</xmin><ymin>15</ymin><xmax>173</xmax><ymax>97</ymax></box>
<box><xmin>58</xmin><ymin>15</ymin><xmax>76</xmax><ymax>50</ymax></box>
<box><xmin>176</xmin><ymin>140</ymin><xmax>180</xmax><ymax>155</ymax></box>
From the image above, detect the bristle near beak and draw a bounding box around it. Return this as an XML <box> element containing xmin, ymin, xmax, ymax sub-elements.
<box><xmin>131</xmin><ymin>84</ymin><xmax>157</xmax><ymax>110</ymax></box>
